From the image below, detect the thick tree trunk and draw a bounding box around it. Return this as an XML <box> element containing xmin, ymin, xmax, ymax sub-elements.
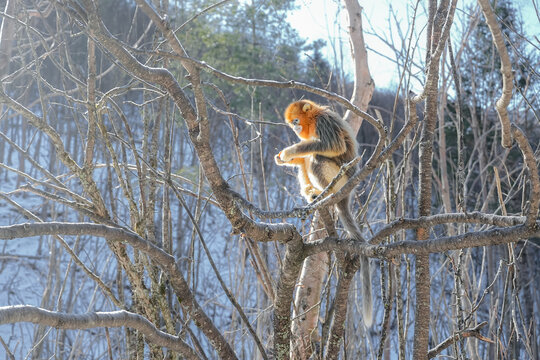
<box><xmin>413</xmin><ymin>0</ymin><xmax>454</xmax><ymax>358</ymax></box>
<box><xmin>291</xmin><ymin>214</ymin><xmax>329</xmax><ymax>359</ymax></box>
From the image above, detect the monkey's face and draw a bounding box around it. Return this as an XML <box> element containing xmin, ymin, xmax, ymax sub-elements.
<box><xmin>286</xmin><ymin>116</ymin><xmax>313</xmax><ymax>140</ymax></box>
<box><xmin>290</xmin><ymin>118</ymin><xmax>303</xmax><ymax>136</ymax></box>
<box><xmin>284</xmin><ymin>101</ymin><xmax>318</xmax><ymax>140</ymax></box>
<box><xmin>286</xmin><ymin>116</ymin><xmax>316</xmax><ymax>140</ymax></box>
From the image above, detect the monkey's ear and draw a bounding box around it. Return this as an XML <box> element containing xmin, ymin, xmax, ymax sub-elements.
<box><xmin>302</xmin><ymin>103</ymin><xmax>311</xmax><ymax>112</ymax></box>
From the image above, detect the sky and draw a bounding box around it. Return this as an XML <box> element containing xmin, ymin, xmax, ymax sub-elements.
<box><xmin>288</xmin><ymin>0</ymin><xmax>540</xmax><ymax>90</ymax></box>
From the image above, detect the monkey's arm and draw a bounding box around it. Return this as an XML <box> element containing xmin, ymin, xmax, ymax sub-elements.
<box><xmin>274</xmin><ymin>154</ymin><xmax>319</xmax><ymax>201</ymax></box>
<box><xmin>279</xmin><ymin>137</ymin><xmax>346</xmax><ymax>162</ymax></box>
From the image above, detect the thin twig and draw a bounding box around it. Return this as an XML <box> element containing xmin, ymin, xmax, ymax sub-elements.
<box><xmin>427</xmin><ymin>321</ymin><xmax>492</xmax><ymax>358</ymax></box>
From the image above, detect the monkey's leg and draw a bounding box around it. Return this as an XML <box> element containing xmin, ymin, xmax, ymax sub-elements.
<box><xmin>310</xmin><ymin>158</ymin><xmax>349</xmax><ymax>193</ymax></box>
<box><xmin>298</xmin><ymin>159</ymin><xmax>321</xmax><ymax>201</ymax></box>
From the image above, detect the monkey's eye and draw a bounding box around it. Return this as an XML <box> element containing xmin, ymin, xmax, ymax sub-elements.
<box><xmin>292</xmin><ymin>118</ymin><xmax>300</xmax><ymax>126</ymax></box>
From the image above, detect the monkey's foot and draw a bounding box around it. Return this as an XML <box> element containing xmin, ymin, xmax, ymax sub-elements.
<box><xmin>302</xmin><ymin>185</ymin><xmax>321</xmax><ymax>202</ymax></box>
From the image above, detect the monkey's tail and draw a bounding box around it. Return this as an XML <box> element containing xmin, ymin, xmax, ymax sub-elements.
<box><xmin>336</xmin><ymin>198</ymin><xmax>373</xmax><ymax>327</ymax></box>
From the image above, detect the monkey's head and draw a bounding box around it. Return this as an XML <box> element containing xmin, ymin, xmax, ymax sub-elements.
<box><xmin>284</xmin><ymin>100</ymin><xmax>324</xmax><ymax>140</ymax></box>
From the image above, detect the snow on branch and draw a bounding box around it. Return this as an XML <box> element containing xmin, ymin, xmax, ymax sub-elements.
<box><xmin>0</xmin><ymin>305</ymin><xmax>199</xmax><ymax>359</ymax></box>
<box><xmin>305</xmin><ymin>223</ymin><xmax>540</xmax><ymax>259</ymax></box>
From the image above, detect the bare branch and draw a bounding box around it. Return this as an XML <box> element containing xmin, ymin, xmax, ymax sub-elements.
<box><xmin>0</xmin><ymin>86</ymin><xmax>108</xmax><ymax>217</ymax></box>
<box><xmin>342</xmin><ymin>0</ymin><xmax>375</xmax><ymax>133</ymax></box>
<box><xmin>304</xmin><ymin>223</ymin><xmax>539</xmax><ymax>259</ymax></box>
<box><xmin>0</xmin><ymin>221</ymin><xmax>237</xmax><ymax>359</ymax></box>
<box><xmin>427</xmin><ymin>322</ymin><xmax>492</xmax><ymax>359</ymax></box>
<box><xmin>182</xmin><ymin>57</ymin><xmax>385</xmax><ymax>136</ymax></box>
<box><xmin>512</xmin><ymin>125</ymin><xmax>540</xmax><ymax>225</ymax></box>
<box><xmin>177</xmin><ymin>0</ymin><xmax>232</xmax><ymax>32</ymax></box>
<box><xmin>412</xmin><ymin>0</ymin><xmax>457</xmax><ymax>102</ymax></box>
<box><xmin>324</xmin><ymin>257</ymin><xmax>358</xmax><ymax>360</ymax></box>
<box><xmin>0</xmin><ymin>306</ymin><xmax>200</xmax><ymax>359</ymax></box>
<box><xmin>369</xmin><ymin>212</ymin><xmax>526</xmax><ymax>244</ymax></box>
<box><xmin>478</xmin><ymin>0</ymin><xmax>514</xmax><ymax>148</ymax></box>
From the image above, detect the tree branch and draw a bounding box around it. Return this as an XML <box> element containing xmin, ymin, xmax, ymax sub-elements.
<box><xmin>369</xmin><ymin>212</ymin><xmax>526</xmax><ymax>244</ymax></box>
<box><xmin>427</xmin><ymin>321</ymin><xmax>492</xmax><ymax>358</ymax></box>
<box><xmin>512</xmin><ymin>125</ymin><xmax>540</xmax><ymax>225</ymax></box>
<box><xmin>182</xmin><ymin>57</ymin><xmax>384</xmax><ymax>136</ymax></box>
<box><xmin>304</xmin><ymin>223</ymin><xmax>540</xmax><ymax>259</ymax></box>
<box><xmin>342</xmin><ymin>0</ymin><xmax>374</xmax><ymax>133</ymax></box>
<box><xmin>478</xmin><ymin>0</ymin><xmax>514</xmax><ymax>148</ymax></box>
<box><xmin>0</xmin><ymin>221</ymin><xmax>237</xmax><ymax>359</ymax></box>
<box><xmin>0</xmin><ymin>306</ymin><xmax>200</xmax><ymax>359</ymax></box>
<box><xmin>68</xmin><ymin>0</ymin><xmax>299</xmax><ymax>247</ymax></box>
<box><xmin>324</xmin><ymin>257</ymin><xmax>359</xmax><ymax>360</ymax></box>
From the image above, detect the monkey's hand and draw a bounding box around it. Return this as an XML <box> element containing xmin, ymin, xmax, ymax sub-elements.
<box><xmin>301</xmin><ymin>184</ymin><xmax>321</xmax><ymax>202</ymax></box>
<box><xmin>274</xmin><ymin>152</ymin><xmax>287</xmax><ymax>165</ymax></box>
<box><xmin>276</xmin><ymin>151</ymin><xmax>305</xmax><ymax>167</ymax></box>
<box><xmin>279</xmin><ymin>146</ymin><xmax>296</xmax><ymax>162</ymax></box>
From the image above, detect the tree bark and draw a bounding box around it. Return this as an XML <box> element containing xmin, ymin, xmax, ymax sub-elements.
<box><xmin>343</xmin><ymin>0</ymin><xmax>374</xmax><ymax>134</ymax></box>
<box><xmin>291</xmin><ymin>213</ymin><xmax>329</xmax><ymax>359</ymax></box>
<box><xmin>413</xmin><ymin>1</ymin><xmax>457</xmax><ymax>358</ymax></box>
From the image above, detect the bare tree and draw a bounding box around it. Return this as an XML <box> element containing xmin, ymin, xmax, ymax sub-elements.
<box><xmin>0</xmin><ymin>0</ymin><xmax>538</xmax><ymax>359</ymax></box>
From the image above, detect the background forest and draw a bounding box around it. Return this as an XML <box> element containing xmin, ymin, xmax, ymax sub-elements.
<box><xmin>0</xmin><ymin>0</ymin><xmax>538</xmax><ymax>359</ymax></box>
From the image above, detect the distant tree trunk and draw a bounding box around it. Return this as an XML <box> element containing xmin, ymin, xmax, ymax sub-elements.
<box><xmin>0</xmin><ymin>0</ymin><xmax>17</xmax><ymax>75</ymax></box>
<box><xmin>0</xmin><ymin>0</ymin><xmax>18</xmax><ymax>172</ymax></box>
<box><xmin>343</xmin><ymin>0</ymin><xmax>374</xmax><ymax>133</ymax></box>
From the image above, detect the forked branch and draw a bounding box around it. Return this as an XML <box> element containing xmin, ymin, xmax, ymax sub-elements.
<box><xmin>428</xmin><ymin>322</ymin><xmax>492</xmax><ymax>358</ymax></box>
